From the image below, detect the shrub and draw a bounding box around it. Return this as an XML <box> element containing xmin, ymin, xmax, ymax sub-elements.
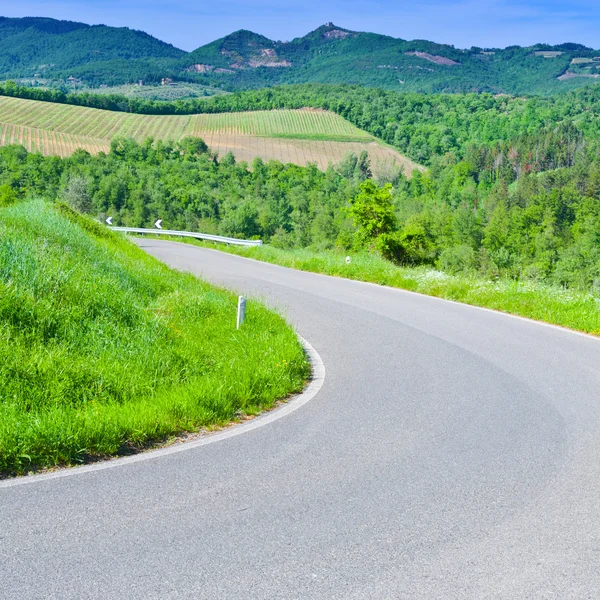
<box><xmin>0</xmin><ymin>184</ymin><xmax>17</xmax><ymax>207</ymax></box>
<box><xmin>270</xmin><ymin>227</ymin><xmax>294</xmax><ymax>249</ymax></box>
<box><xmin>437</xmin><ymin>244</ymin><xmax>477</xmax><ymax>274</ymax></box>
<box><xmin>376</xmin><ymin>231</ymin><xmax>406</xmax><ymax>263</ymax></box>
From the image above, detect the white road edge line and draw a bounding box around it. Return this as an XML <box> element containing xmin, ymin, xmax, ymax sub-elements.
<box><xmin>0</xmin><ymin>336</ymin><xmax>325</xmax><ymax>489</ymax></box>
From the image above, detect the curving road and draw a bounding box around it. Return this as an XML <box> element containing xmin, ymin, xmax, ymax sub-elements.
<box><xmin>2</xmin><ymin>239</ymin><xmax>600</xmax><ymax>599</ymax></box>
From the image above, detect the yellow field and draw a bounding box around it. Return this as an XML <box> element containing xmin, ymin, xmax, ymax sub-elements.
<box><xmin>0</xmin><ymin>96</ymin><xmax>422</xmax><ymax>176</ymax></box>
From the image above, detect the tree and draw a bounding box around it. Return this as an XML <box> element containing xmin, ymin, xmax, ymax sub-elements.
<box><xmin>357</xmin><ymin>151</ymin><xmax>372</xmax><ymax>180</ymax></box>
<box><xmin>60</xmin><ymin>175</ymin><xmax>92</xmax><ymax>214</ymax></box>
<box><xmin>336</xmin><ymin>152</ymin><xmax>358</xmax><ymax>179</ymax></box>
<box><xmin>178</xmin><ymin>136</ymin><xmax>209</xmax><ymax>158</ymax></box>
<box><xmin>453</xmin><ymin>203</ymin><xmax>482</xmax><ymax>248</ymax></box>
<box><xmin>348</xmin><ymin>181</ymin><xmax>396</xmax><ymax>240</ymax></box>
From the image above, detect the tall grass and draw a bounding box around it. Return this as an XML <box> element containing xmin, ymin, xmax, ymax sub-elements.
<box><xmin>184</xmin><ymin>242</ymin><xmax>600</xmax><ymax>336</ymax></box>
<box><xmin>0</xmin><ymin>201</ymin><xmax>309</xmax><ymax>477</ymax></box>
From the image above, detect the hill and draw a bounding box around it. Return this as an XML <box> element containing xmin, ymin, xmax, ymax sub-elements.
<box><xmin>2</xmin><ymin>17</ymin><xmax>600</xmax><ymax>94</ymax></box>
<box><xmin>0</xmin><ymin>199</ymin><xmax>308</xmax><ymax>476</ymax></box>
<box><xmin>0</xmin><ymin>95</ymin><xmax>422</xmax><ymax>176</ymax></box>
<box><xmin>0</xmin><ymin>16</ymin><xmax>184</xmax><ymax>86</ymax></box>
<box><xmin>185</xmin><ymin>24</ymin><xmax>587</xmax><ymax>95</ymax></box>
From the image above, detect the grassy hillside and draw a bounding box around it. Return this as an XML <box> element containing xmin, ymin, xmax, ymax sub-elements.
<box><xmin>0</xmin><ymin>96</ymin><xmax>420</xmax><ymax>174</ymax></box>
<box><xmin>0</xmin><ymin>96</ymin><xmax>371</xmax><ymax>139</ymax></box>
<box><xmin>1</xmin><ymin>82</ymin><xmax>598</xmax><ymax>303</ymax></box>
<box><xmin>8</xmin><ymin>80</ymin><xmax>600</xmax><ymax>167</ymax></box>
<box><xmin>1</xmin><ymin>17</ymin><xmax>599</xmax><ymax>94</ymax></box>
<box><xmin>0</xmin><ymin>200</ymin><xmax>309</xmax><ymax>477</ymax></box>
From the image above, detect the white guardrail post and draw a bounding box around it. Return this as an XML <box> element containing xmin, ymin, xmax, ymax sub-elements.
<box><xmin>107</xmin><ymin>227</ymin><xmax>263</xmax><ymax>247</ymax></box>
<box><xmin>237</xmin><ymin>296</ymin><xmax>246</xmax><ymax>330</ymax></box>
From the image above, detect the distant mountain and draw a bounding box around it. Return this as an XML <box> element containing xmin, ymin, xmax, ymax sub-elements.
<box><xmin>2</xmin><ymin>17</ymin><xmax>600</xmax><ymax>94</ymax></box>
<box><xmin>0</xmin><ymin>17</ymin><xmax>184</xmax><ymax>85</ymax></box>
<box><xmin>184</xmin><ymin>24</ymin><xmax>599</xmax><ymax>95</ymax></box>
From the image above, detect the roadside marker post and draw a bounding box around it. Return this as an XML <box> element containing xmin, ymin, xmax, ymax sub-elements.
<box><xmin>346</xmin><ymin>256</ymin><xmax>351</xmax><ymax>265</ymax></box>
<box><xmin>237</xmin><ymin>296</ymin><xmax>247</xmax><ymax>330</ymax></box>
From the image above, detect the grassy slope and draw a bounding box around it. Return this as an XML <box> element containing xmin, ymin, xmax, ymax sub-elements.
<box><xmin>179</xmin><ymin>241</ymin><xmax>600</xmax><ymax>336</ymax></box>
<box><xmin>0</xmin><ymin>201</ymin><xmax>309</xmax><ymax>477</ymax></box>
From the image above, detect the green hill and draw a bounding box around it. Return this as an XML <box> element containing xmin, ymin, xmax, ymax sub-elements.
<box><xmin>0</xmin><ymin>16</ymin><xmax>184</xmax><ymax>86</ymax></box>
<box><xmin>2</xmin><ymin>17</ymin><xmax>600</xmax><ymax>94</ymax></box>
<box><xmin>0</xmin><ymin>199</ymin><xmax>308</xmax><ymax>476</ymax></box>
<box><xmin>185</xmin><ymin>25</ymin><xmax>595</xmax><ymax>95</ymax></box>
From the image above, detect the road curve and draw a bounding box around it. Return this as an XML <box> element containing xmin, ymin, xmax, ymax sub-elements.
<box><xmin>2</xmin><ymin>239</ymin><xmax>600</xmax><ymax>599</ymax></box>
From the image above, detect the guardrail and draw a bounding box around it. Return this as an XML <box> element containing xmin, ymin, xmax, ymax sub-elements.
<box><xmin>109</xmin><ymin>227</ymin><xmax>263</xmax><ymax>247</ymax></box>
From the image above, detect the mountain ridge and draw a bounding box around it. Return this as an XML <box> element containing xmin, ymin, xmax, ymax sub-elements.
<box><xmin>1</xmin><ymin>16</ymin><xmax>599</xmax><ymax>94</ymax></box>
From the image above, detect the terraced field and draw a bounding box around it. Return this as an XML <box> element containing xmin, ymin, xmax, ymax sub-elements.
<box><xmin>0</xmin><ymin>96</ymin><xmax>422</xmax><ymax>175</ymax></box>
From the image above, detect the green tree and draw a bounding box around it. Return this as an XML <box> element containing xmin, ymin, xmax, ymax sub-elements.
<box><xmin>178</xmin><ymin>137</ymin><xmax>209</xmax><ymax>158</ymax></box>
<box><xmin>60</xmin><ymin>175</ymin><xmax>92</xmax><ymax>214</ymax></box>
<box><xmin>357</xmin><ymin>151</ymin><xmax>372</xmax><ymax>180</ymax></box>
<box><xmin>348</xmin><ymin>181</ymin><xmax>396</xmax><ymax>241</ymax></box>
<box><xmin>336</xmin><ymin>152</ymin><xmax>358</xmax><ymax>179</ymax></box>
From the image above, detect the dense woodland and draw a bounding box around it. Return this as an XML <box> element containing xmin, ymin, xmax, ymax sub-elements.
<box><xmin>0</xmin><ymin>17</ymin><xmax>183</xmax><ymax>86</ymax></box>
<box><xmin>181</xmin><ymin>27</ymin><xmax>591</xmax><ymax>95</ymax></box>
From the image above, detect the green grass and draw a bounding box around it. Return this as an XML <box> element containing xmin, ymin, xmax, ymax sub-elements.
<box><xmin>0</xmin><ymin>201</ymin><xmax>309</xmax><ymax>477</ymax></box>
<box><xmin>175</xmin><ymin>240</ymin><xmax>600</xmax><ymax>336</ymax></box>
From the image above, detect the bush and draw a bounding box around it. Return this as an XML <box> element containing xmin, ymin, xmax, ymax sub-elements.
<box><xmin>376</xmin><ymin>231</ymin><xmax>406</xmax><ymax>263</ymax></box>
<box><xmin>0</xmin><ymin>184</ymin><xmax>17</xmax><ymax>207</ymax></box>
<box><xmin>270</xmin><ymin>227</ymin><xmax>294</xmax><ymax>249</ymax></box>
<box><xmin>397</xmin><ymin>221</ymin><xmax>435</xmax><ymax>266</ymax></box>
<box><xmin>553</xmin><ymin>243</ymin><xmax>600</xmax><ymax>291</ymax></box>
<box><xmin>437</xmin><ymin>244</ymin><xmax>477</xmax><ymax>274</ymax></box>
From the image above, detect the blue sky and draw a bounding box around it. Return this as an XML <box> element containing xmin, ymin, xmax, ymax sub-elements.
<box><xmin>2</xmin><ymin>0</ymin><xmax>599</xmax><ymax>51</ymax></box>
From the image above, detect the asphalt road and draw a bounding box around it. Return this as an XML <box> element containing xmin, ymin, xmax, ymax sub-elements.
<box><xmin>2</xmin><ymin>239</ymin><xmax>600</xmax><ymax>599</ymax></box>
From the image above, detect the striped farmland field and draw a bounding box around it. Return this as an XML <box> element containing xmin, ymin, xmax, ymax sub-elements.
<box><xmin>0</xmin><ymin>96</ymin><xmax>423</xmax><ymax>176</ymax></box>
<box><xmin>0</xmin><ymin>122</ymin><xmax>110</xmax><ymax>156</ymax></box>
